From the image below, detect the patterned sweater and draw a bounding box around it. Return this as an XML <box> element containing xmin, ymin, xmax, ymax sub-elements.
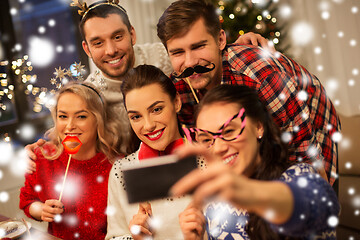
<box><xmin>204</xmin><ymin>163</ymin><xmax>340</xmax><ymax>240</ymax></box>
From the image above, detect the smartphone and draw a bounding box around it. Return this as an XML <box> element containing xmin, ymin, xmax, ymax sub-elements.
<box><xmin>122</xmin><ymin>154</ymin><xmax>197</xmax><ymax>203</ymax></box>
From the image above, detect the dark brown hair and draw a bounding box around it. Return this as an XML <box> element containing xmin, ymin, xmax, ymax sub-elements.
<box><xmin>196</xmin><ymin>84</ymin><xmax>294</xmax><ymax>239</ymax></box>
<box><xmin>157</xmin><ymin>0</ymin><xmax>221</xmax><ymax>49</ymax></box>
<box><xmin>121</xmin><ymin>65</ymin><xmax>177</xmax><ymax>105</ymax></box>
<box><xmin>79</xmin><ymin>1</ymin><xmax>132</xmax><ymax>42</ymax></box>
<box><xmin>121</xmin><ymin>64</ymin><xmax>183</xmax><ymax>138</ymax></box>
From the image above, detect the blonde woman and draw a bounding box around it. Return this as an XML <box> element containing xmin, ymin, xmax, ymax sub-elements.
<box><xmin>20</xmin><ymin>83</ymin><xmax>122</xmax><ymax>240</ymax></box>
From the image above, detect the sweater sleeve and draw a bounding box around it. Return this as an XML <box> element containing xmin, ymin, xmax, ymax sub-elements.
<box><xmin>269</xmin><ymin>163</ymin><xmax>340</xmax><ymax>238</ymax></box>
<box><xmin>19</xmin><ymin>168</ymin><xmax>40</xmax><ymax>219</ymax></box>
<box><xmin>106</xmin><ymin>159</ymin><xmax>134</xmax><ymax>240</ymax></box>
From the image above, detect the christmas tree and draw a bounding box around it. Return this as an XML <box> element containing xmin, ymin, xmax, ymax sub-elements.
<box><xmin>212</xmin><ymin>0</ymin><xmax>288</xmax><ymax>52</ymax></box>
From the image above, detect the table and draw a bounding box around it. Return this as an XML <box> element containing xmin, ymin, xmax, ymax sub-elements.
<box><xmin>0</xmin><ymin>214</ymin><xmax>61</xmax><ymax>240</ymax></box>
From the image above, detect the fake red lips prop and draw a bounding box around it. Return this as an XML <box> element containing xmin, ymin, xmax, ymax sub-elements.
<box><xmin>62</xmin><ymin>136</ymin><xmax>82</xmax><ymax>154</ymax></box>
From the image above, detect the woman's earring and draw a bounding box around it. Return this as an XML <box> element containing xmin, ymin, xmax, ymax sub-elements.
<box><xmin>258</xmin><ymin>135</ymin><xmax>262</xmax><ymax>139</ymax></box>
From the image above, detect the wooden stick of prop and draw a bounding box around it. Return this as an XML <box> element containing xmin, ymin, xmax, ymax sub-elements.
<box><xmin>185</xmin><ymin>77</ymin><xmax>199</xmax><ymax>103</ymax></box>
<box><xmin>59</xmin><ymin>154</ymin><xmax>72</xmax><ymax>202</ymax></box>
<box><xmin>22</xmin><ymin>218</ymin><xmax>32</xmax><ymax>239</ymax></box>
<box><xmin>182</xmin><ymin>124</ymin><xmax>188</xmax><ymax>144</ymax></box>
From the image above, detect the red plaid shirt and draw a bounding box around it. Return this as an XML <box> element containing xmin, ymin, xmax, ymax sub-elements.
<box><xmin>173</xmin><ymin>44</ymin><xmax>340</xmax><ymax>185</ymax></box>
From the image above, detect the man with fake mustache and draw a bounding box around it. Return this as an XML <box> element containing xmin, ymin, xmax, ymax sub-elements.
<box><xmin>157</xmin><ymin>0</ymin><xmax>340</xmax><ymax>186</ymax></box>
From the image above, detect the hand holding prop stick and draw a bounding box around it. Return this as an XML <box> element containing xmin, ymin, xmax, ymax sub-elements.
<box><xmin>59</xmin><ymin>136</ymin><xmax>82</xmax><ymax>202</ymax></box>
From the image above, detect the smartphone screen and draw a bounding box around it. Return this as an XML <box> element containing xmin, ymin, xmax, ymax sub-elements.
<box><xmin>122</xmin><ymin>154</ymin><xmax>197</xmax><ymax>203</ymax></box>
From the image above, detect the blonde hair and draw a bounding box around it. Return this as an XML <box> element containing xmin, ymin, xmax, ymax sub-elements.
<box><xmin>44</xmin><ymin>82</ymin><xmax>123</xmax><ymax>163</ymax></box>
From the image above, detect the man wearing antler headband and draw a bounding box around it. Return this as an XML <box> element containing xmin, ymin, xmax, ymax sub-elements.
<box><xmin>157</xmin><ymin>0</ymin><xmax>340</xmax><ymax>187</ymax></box>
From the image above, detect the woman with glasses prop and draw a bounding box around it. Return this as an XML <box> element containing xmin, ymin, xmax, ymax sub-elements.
<box><xmin>174</xmin><ymin>85</ymin><xmax>339</xmax><ymax>240</ymax></box>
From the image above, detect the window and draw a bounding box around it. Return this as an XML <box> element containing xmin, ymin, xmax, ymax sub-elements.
<box><xmin>0</xmin><ymin>0</ymin><xmax>89</xmax><ymax>144</ymax></box>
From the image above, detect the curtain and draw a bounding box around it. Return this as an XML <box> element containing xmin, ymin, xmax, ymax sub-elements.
<box><xmin>284</xmin><ymin>0</ymin><xmax>360</xmax><ymax>117</ymax></box>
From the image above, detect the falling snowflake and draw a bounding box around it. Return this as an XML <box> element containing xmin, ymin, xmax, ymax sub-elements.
<box><xmin>313</xmin><ymin>160</ymin><xmax>323</xmax><ymax>171</ymax></box>
<box><xmin>301</xmin><ymin>112</ymin><xmax>308</xmax><ymax>120</ymax></box>
<box><xmin>0</xmin><ymin>141</ymin><xmax>14</xmax><ymax>165</ymax></box>
<box><xmin>10</xmin><ymin>8</ymin><xmax>18</xmax><ymax>16</ymax></box>
<box><xmin>56</xmin><ymin>45</ymin><xmax>64</xmax><ymax>53</ymax></box>
<box><xmin>19</xmin><ymin>124</ymin><xmax>36</xmax><ymax>141</ymax></box>
<box><xmin>97</xmin><ymin>175</ymin><xmax>104</xmax><ymax>183</ymax></box>
<box><xmin>351</xmin><ymin>6</ymin><xmax>358</xmax><ymax>14</ymax></box>
<box><xmin>350</xmin><ymin>39</ymin><xmax>357</xmax><ymax>47</ymax></box>
<box><xmin>351</xmin><ymin>195</ymin><xmax>360</xmax><ymax>207</ymax></box>
<box><xmin>348</xmin><ymin>79</ymin><xmax>355</xmax><ymax>86</ymax></box>
<box><xmin>0</xmin><ymin>229</ymin><xmax>5</xmax><ymax>238</ymax></box>
<box><xmin>281</xmin><ymin>132</ymin><xmax>292</xmax><ymax>143</ymax></box>
<box><xmin>55</xmin><ymin>183</ymin><xmax>62</xmax><ymax>192</ymax></box>
<box><xmin>348</xmin><ymin>187</ymin><xmax>355</xmax><ymax>195</ymax></box>
<box><xmin>317</xmin><ymin>65</ymin><xmax>324</xmax><ymax>71</ymax></box>
<box><xmin>0</xmin><ymin>191</ymin><xmax>9</xmax><ymax>202</ymax></box>
<box><xmin>321</xmin><ymin>11</ymin><xmax>330</xmax><ymax>20</ymax></box>
<box><xmin>34</xmin><ymin>184</ymin><xmax>42</xmax><ymax>192</ymax></box>
<box><xmin>297</xmin><ymin>90</ymin><xmax>308</xmax><ymax>101</ymax></box>
<box><xmin>48</xmin><ymin>19</ymin><xmax>56</xmax><ymax>27</ymax></box>
<box><xmin>345</xmin><ymin>162</ymin><xmax>352</xmax><ymax>169</ymax></box>
<box><xmin>314</xmin><ymin>47</ymin><xmax>322</xmax><ymax>55</ymax></box>
<box><xmin>148</xmin><ymin>216</ymin><xmax>162</xmax><ymax>230</ymax></box>
<box><xmin>130</xmin><ymin>225</ymin><xmax>141</xmax><ymax>235</ymax></box>
<box><xmin>319</xmin><ymin>1</ymin><xmax>331</xmax><ymax>11</ymax></box>
<box><xmin>66</xmin><ymin>215</ymin><xmax>78</xmax><ymax>226</ymax></box>
<box><xmin>209</xmin><ymin>226</ymin><xmax>221</xmax><ymax>238</ymax></box>
<box><xmin>331</xmin><ymin>132</ymin><xmax>342</xmax><ymax>142</ymax></box>
<box><xmin>291</xmin><ymin>22</ymin><xmax>314</xmax><ymax>46</ymax></box>
<box><xmin>54</xmin><ymin>214</ymin><xmax>62</xmax><ymax>222</ymax></box>
<box><xmin>352</xmin><ymin>68</ymin><xmax>359</xmax><ymax>76</ymax></box>
<box><xmin>264</xmin><ymin>209</ymin><xmax>275</xmax><ymax>221</ymax></box>
<box><xmin>105</xmin><ymin>205</ymin><xmax>116</xmax><ymax>216</ymax></box>
<box><xmin>297</xmin><ymin>177</ymin><xmax>308</xmax><ymax>188</ymax></box>
<box><xmin>279</xmin><ymin>4</ymin><xmax>292</xmax><ymax>19</ymax></box>
<box><xmin>327</xmin><ymin>216</ymin><xmax>339</xmax><ymax>227</ymax></box>
<box><xmin>38</xmin><ymin>26</ymin><xmax>46</xmax><ymax>34</ymax></box>
<box><xmin>293</xmin><ymin>125</ymin><xmax>300</xmax><ymax>132</ymax></box>
<box><xmin>28</xmin><ymin>36</ymin><xmax>55</xmax><ymax>67</ymax></box>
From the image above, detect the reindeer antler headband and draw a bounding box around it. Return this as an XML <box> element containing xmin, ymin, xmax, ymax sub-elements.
<box><xmin>71</xmin><ymin>0</ymin><xmax>126</xmax><ymax>19</ymax></box>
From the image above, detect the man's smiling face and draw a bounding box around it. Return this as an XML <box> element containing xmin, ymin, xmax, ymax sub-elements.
<box><xmin>82</xmin><ymin>14</ymin><xmax>136</xmax><ymax>80</ymax></box>
<box><xmin>166</xmin><ymin>18</ymin><xmax>226</xmax><ymax>90</ymax></box>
